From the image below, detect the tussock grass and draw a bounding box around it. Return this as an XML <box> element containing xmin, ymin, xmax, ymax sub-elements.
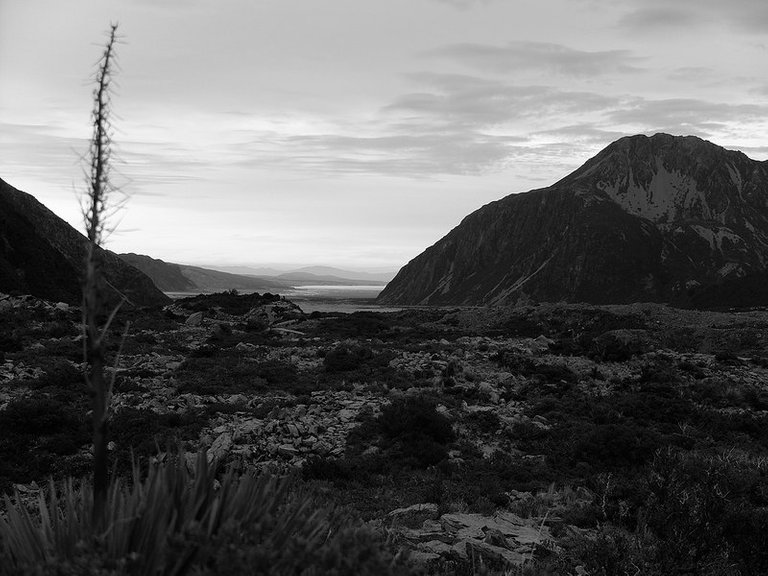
<box><xmin>0</xmin><ymin>452</ymin><xmax>407</xmax><ymax>576</ymax></box>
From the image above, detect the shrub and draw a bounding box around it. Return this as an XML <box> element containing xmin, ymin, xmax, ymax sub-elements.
<box><xmin>323</xmin><ymin>344</ymin><xmax>374</xmax><ymax>373</ymax></box>
<box><xmin>0</xmin><ymin>397</ymin><xmax>89</xmax><ymax>487</ymax></box>
<box><xmin>109</xmin><ymin>408</ymin><xmax>207</xmax><ymax>471</ymax></box>
<box><xmin>342</xmin><ymin>395</ymin><xmax>455</xmax><ymax>471</ymax></box>
<box><xmin>27</xmin><ymin>360</ymin><xmax>84</xmax><ymax>391</ymax></box>
<box><xmin>178</xmin><ymin>291</ymin><xmax>280</xmax><ymax>316</ymax></box>
<box><xmin>642</xmin><ymin>448</ymin><xmax>768</xmax><ymax>575</ymax></box>
<box><xmin>176</xmin><ymin>354</ymin><xmax>265</xmax><ymax>394</ymax></box>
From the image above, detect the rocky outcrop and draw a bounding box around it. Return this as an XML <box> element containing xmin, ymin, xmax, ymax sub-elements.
<box><xmin>378</xmin><ymin>134</ymin><xmax>768</xmax><ymax>308</ymax></box>
<box><xmin>0</xmin><ymin>178</ymin><xmax>169</xmax><ymax>306</ymax></box>
<box><xmin>391</xmin><ymin>508</ymin><xmax>556</xmax><ymax>569</ymax></box>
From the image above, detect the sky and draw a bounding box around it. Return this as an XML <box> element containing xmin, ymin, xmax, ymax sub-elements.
<box><xmin>2</xmin><ymin>0</ymin><xmax>768</xmax><ymax>272</ymax></box>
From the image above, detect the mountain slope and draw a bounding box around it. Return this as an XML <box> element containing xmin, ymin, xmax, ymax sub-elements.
<box><xmin>119</xmin><ymin>253</ymin><xmax>291</xmax><ymax>293</ymax></box>
<box><xmin>0</xmin><ymin>178</ymin><xmax>169</xmax><ymax>306</ymax></box>
<box><xmin>378</xmin><ymin>134</ymin><xmax>768</xmax><ymax>307</ymax></box>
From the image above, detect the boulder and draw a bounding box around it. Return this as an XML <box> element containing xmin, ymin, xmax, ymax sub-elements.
<box><xmin>206</xmin><ymin>432</ymin><xmax>233</xmax><ymax>462</ymax></box>
<box><xmin>186</xmin><ymin>311</ymin><xmax>204</xmax><ymax>326</ymax></box>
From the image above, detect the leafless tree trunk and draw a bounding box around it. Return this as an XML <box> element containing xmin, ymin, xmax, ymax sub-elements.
<box><xmin>82</xmin><ymin>23</ymin><xmax>123</xmax><ymax>523</ymax></box>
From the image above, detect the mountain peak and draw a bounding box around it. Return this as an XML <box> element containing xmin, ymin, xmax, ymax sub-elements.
<box><xmin>379</xmin><ymin>134</ymin><xmax>768</xmax><ymax>308</ymax></box>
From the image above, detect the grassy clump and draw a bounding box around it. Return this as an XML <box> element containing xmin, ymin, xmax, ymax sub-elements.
<box><xmin>0</xmin><ymin>453</ymin><xmax>411</xmax><ymax>576</ymax></box>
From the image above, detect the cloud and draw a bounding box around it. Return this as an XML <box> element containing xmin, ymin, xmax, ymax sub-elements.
<box><xmin>531</xmin><ymin>124</ymin><xmax>630</xmax><ymax>145</ymax></box>
<box><xmin>225</xmin><ymin>73</ymin><xmax>629</xmax><ymax>179</ymax></box>
<box><xmin>428</xmin><ymin>0</ymin><xmax>497</xmax><ymax>8</ymax></box>
<box><xmin>425</xmin><ymin>41</ymin><xmax>644</xmax><ymax>77</ymax></box>
<box><xmin>237</xmin><ymin>130</ymin><xmax>527</xmax><ymax>178</ymax></box>
<box><xmin>614</xmin><ymin>0</ymin><xmax>768</xmax><ymax>33</ymax></box>
<box><xmin>666</xmin><ymin>67</ymin><xmax>717</xmax><ymax>83</ymax></box>
<box><xmin>617</xmin><ymin>7</ymin><xmax>705</xmax><ymax>31</ymax></box>
<box><xmin>608</xmin><ymin>98</ymin><xmax>768</xmax><ymax>135</ymax></box>
<box><xmin>386</xmin><ymin>72</ymin><xmax>619</xmax><ymax>127</ymax></box>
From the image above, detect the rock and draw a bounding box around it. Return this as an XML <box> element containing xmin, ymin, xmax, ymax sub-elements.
<box><xmin>245</xmin><ymin>300</ymin><xmax>304</xmax><ymax>328</ymax></box>
<box><xmin>311</xmin><ymin>440</ymin><xmax>332</xmax><ymax>455</ymax></box>
<box><xmin>406</xmin><ymin>550</ymin><xmax>441</xmax><ymax>565</ymax></box>
<box><xmin>441</xmin><ymin>511</ymin><xmax>549</xmax><ymax>548</ymax></box>
<box><xmin>388</xmin><ymin>503</ymin><xmax>439</xmax><ymax>528</ymax></box>
<box><xmin>186</xmin><ymin>311</ymin><xmax>204</xmax><ymax>326</ymax></box>
<box><xmin>278</xmin><ymin>443</ymin><xmax>300</xmax><ymax>458</ymax></box>
<box><xmin>464</xmin><ymin>540</ymin><xmax>525</xmax><ymax>566</ymax></box>
<box><xmin>207</xmin><ymin>432</ymin><xmax>233</xmax><ymax>462</ymax></box>
<box><xmin>235</xmin><ymin>342</ymin><xmax>256</xmax><ymax>352</ymax></box>
<box><xmin>417</xmin><ymin>540</ymin><xmax>453</xmax><ymax>556</ymax></box>
<box><xmin>238</xmin><ymin>418</ymin><xmax>262</xmax><ymax>435</ymax></box>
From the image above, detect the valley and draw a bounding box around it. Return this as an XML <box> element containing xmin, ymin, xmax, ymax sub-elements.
<box><xmin>1</xmin><ymin>290</ymin><xmax>767</xmax><ymax>574</ymax></box>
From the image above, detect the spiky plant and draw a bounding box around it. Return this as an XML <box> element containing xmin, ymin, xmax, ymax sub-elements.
<box><xmin>0</xmin><ymin>453</ymin><xmax>409</xmax><ymax>576</ymax></box>
<box><xmin>81</xmin><ymin>22</ymin><xmax>127</xmax><ymax>524</ymax></box>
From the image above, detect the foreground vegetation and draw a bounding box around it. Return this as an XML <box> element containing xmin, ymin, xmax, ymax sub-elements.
<box><xmin>1</xmin><ymin>291</ymin><xmax>767</xmax><ymax>573</ymax></box>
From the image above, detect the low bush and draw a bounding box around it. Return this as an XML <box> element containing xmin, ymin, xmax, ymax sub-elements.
<box><xmin>0</xmin><ymin>397</ymin><xmax>89</xmax><ymax>489</ymax></box>
<box><xmin>175</xmin><ymin>354</ymin><xmax>264</xmax><ymax>394</ymax></box>
<box><xmin>323</xmin><ymin>344</ymin><xmax>374</xmax><ymax>373</ymax></box>
<box><xmin>177</xmin><ymin>291</ymin><xmax>281</xmax><ymax>316</ymax></box>
<box><xmin>331</xmin><ymin>395</ymin><xmax>455</xmax><ymax>474</ymax></box>
<box><xmin>109</xmin><ymin>408</ymin><xmax>207</xmax><ymax>471</ymax></box>
<box><xmin>27</xmin><ymin>359</ymin><xmax>84</xmax><ymax>391</ymax></box>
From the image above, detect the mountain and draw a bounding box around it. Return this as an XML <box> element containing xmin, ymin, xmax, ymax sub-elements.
<box><xmin>119</xmin><ymin>253</ymin><xmax>291</xmax><ymax>293</ymax></box>
<box><xmin>0</xmin><ymin>178</ymin><xmax>169</xmax><ymax>306</ymax></box>
<box><xmin>207</xmin><ymin>265</ymin><xmax>396</xmax><ymax>283</ymax></box>
<box><xmin>276</xmin><ymin>269</ymin><xmax>389</xmax><ymax>285</ymax></box>
<box><xmin>208</xmin><ymin>265</ymin><xmax>287</xmax><ymax>277</ymax></box>
<box><xmin>378</xmin><ymin>133</ymin><xmax>768</xmax><ymax>308</ymax></box>
<box><xmin>281</xmin><ymin>266</ymin><xmax>395</xmax><ymax>283</ymax></box>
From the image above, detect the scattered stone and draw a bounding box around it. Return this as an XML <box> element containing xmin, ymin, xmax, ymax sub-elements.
<box><xmin>207</xmin><ymin>432</ymin><xmax>233</xmax><ymax>462</ymax></box>
<box><xmin>388</xmin><ymin>503</ymin><xmax>440</xmax><ymax>528</ymax></box>
<box><xmin>186</xmin><ymin>311</ymin><xmax>204</xmax><ymax>326</ymax></box>
<box><xmin>278</xmin><ymin>444</ymin><xmax>300</xmax><ymax>458</ymax></box>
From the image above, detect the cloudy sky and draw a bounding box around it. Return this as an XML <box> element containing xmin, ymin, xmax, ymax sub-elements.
<box><xmin>2</xmin><ymin>0</ymin><xmax>768</xmax><ymax>271</ymax></box>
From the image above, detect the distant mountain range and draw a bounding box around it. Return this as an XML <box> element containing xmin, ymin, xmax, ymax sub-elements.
<box><xmin>0</xmin><ymin>178</ymin><xmax>168</xmax><ymax>306</ymax></box>
<box><xmin>0</xmin><ymin>175</ymin><xmax>391</xmax><ymax>302</ymax></box>
<box><xmin>378</xmin><ymin>133</ymin><xmax>768</xmax><ymax>308</ymax></box>
<box><xmin>209</xmin><ymin>265</ymin><xmax>395</xmax><ymax>284</ymax></box>
<box><xmin>118</xmin><ymin>253</ymin><xmax>292</xmax><ymax>294</ymax></box>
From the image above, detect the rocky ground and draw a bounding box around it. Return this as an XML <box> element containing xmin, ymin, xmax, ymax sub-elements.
<box><xmin>1</xmin><ymin>291</ymin><xmax>768</xmax><ymax>574</ymax></box>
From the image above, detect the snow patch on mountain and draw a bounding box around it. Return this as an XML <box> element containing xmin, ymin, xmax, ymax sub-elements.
<box><xmin>597</xmin><ymin>158</ymin><xmax>711</xmax><ymax>223</ymax></box>
<box><xmin>689</xmin><ymin>225</ymin><xmax>743</xmax><ymax>252</ymax></box>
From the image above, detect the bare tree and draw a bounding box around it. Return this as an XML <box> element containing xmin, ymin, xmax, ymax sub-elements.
<box><xmin>81</xmin><ymin>23</ymin><xmax>124</xmax><ymax>522</ymax></box>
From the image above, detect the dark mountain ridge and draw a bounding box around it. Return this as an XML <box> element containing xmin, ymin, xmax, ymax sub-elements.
<box><xmin>0</xmin><ymin>178</ymin><xmax>168</xmax><ymax>306</ymax></box>
<box><xmin>378</xmin><ymin>134</ymin><xmax>768</xmax><ymax>308</ymax></box>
